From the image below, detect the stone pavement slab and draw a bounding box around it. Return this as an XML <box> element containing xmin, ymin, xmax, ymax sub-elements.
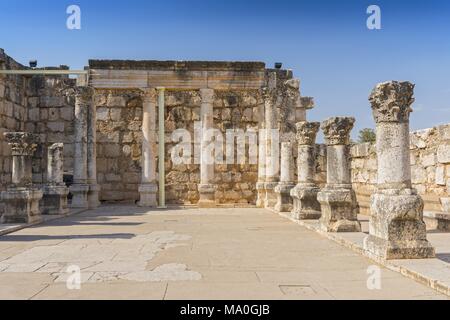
<box><xmin>0</xmin><ymin>205</ymin><xmax>447</xmax><ymax>300</ymax></box>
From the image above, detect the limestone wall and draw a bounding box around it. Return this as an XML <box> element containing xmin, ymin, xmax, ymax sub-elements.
<box><xmin>350</xmin><ymin>124</ymin><xmax>450</xmax><ymax>214</ymax></box>
<box><xmin>0</xmin><ymin>50</ymin><xmax>28</xmax><ymax>192</ymax></box>
<box><xmin>26</xmin><ymin>75</ymin><xmax>77</xmax><ymax>185</ymax></box>
<box><xmin>94</xmin><ymin>89</ymin><xmax>263</xmax><ymax>205</ymax></box>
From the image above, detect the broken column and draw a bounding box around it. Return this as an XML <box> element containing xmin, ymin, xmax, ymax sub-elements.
<box><xmin>274</xmin><ymin>142</ymin><xmax>295</xmax><ymax>212</ymax></box>
<box><xmin>318</xmin><ymin>117</ymin><xmax>361</xmax><ymax>232</ymax></box>
<box><xmin>138</xmin><ymin>88</ymin><xmax>158</xmax><ymax>207</ymax></box>
<box><xmin>291</xmin><ymin>121</ymin><xmax>321</xmax><ymax>220</ymax></box>
<box><xmin>69</xmin><ymin>86</ymin><xmax>91</xmax><ymax>208</ymax></box>
<box><xmin>41</xmin><ymin>143</ymin><xmax>69</xmax><ymax>215</ymax></box>
<box><xmin>364</xmin><ymin>81</ymin><xmax>435</xmax><ymax>259</ymax></box>
<box><xmin>198</xmin><ymin>88</ymin><xmax>216</xmax><ymax>208</ymax></box>
<box><xmin>87</xmin><ymin>91</ymin><xmax>100</xmax><ymax>208</ymax></box>
<box><xmin>0</xmin><ymin>132</ymin><xmax>43</xmax><ymax>224</ymax></box>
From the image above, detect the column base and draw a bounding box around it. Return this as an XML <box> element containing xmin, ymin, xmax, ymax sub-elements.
<box><xmin>0</xmin><ymin>187</ymin><xmax>43</xmax><ymax>224</ymax></box>
<box><xmin>274</xmin><ymin>183</ymin><xmax>295</xmax><ymax>213</ymax></box>
<box><xmin>290</xmin><ymin>184</ymin><xmax>321</xmax><ymax>220</ymax></box>
<box><xmin>87</xmin><ymin>184</ymin><xmax>101</xmax><ymax>209</ymax></box>
<box><xmin>138</xmin><ymin>183</ymin><xmax>158</xmax><ymax>207</ymax></box>
<box><xmin>198</xmin><ymin>184</ymin><xmax>216</xmax><ymax>208</ymax></box>
<box><xmin>363</xmin><ymin>191</ymin><xmax>435</xmax><ymax>260</ymax></box>
<box><xmin>69</xmin><ymin>184</ymin><xmax>90</xmax><ymax>209</ymax></box>
<box><xmin>256</xmin><ymin>182</ymin><xmax>266</xmax><ymax>208</ymax></box>
<box><xmin>317</xmin><ymin>187</ymin><xmax>361</xmax><ymax>232</ymax></box>
<box><xmin>264</xmin><ymin>182</ymin><xmax>278</xmax><ymax>209</ymax></box>
<box><xmin>41</xmin><ymin>185</ymin><xmax>69</xmax><ymax>215</ymax></box>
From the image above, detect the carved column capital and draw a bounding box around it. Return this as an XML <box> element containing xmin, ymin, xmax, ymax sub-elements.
<box><xmin>200</xmin><ymin>88</ymin><xmax>214</xmax><ymax>104</ymax></box>
<box><xmin>296</xmin><ymin>121</ymin><xmax>320</xmax><ymax>145</ymax></box>
<box><xmin>74</xmin><ymin>86</ymin><xmax>94</xmax><ymax>104</ymax></box>
<box><xmin>321</xmin><ymin>117</ymin><xmax>355</xmax><ymax>146</ymax></box>
<box><xmin>4</xmin><ymin>132</ymin><xmax>40</xmax><ymax>156</ymax></box>
<box><xmin>369</xmin><ymin>81</ymin><xmax>415</xmax><ymax>123</ymax></box>
<box><xmin>141</xmin><ymin>88</ymin><xmax>157</xmax><ymax>104</ymax></box>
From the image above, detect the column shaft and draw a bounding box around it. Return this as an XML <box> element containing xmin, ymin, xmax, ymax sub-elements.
<box><xmin>198</xmin><ymin>88</ymin><xmax>216</xmax><ymax>207</ymax></box>
<box><xmin>138</xmin><ymin>88</ymin><xmax>158</xmax><ymax>207</ymax></box>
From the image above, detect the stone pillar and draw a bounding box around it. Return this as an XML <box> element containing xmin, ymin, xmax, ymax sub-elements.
<box><xmin>69</xmin><ymin>86</ymin><xmax>91</xmax><ymax>208</ymax></box>
<box><xmin>274</xmin><ymin>142</ymin><xmax>295</xmax><ymax>212</ymax></box>
<box><xmin>263</xmin><ymin>90</ymin><xmax>279</xmax><ymax>209</ymax></box>
<box><xmin>364</xmin><ymin>81</ymin><xmax>435</xmax><ymax>259</ymax></box>
<box><xmin>87</xmin><ymin>91</ymin><xmax>100</xmax><ymax>208</ymax></box>
<box><xmin>41</xmin><ymin>143</ymin><xmax>69</xmax><ymax>215</ymax></box>
<box><xmin>256</xmin><ymin>128</ymin><xmax>267</xmax><ymax>208</ymax></box>
<box><xmin>0</xmin><ymin>132</ymin><xmax>43</xmax><ymax>224</ymax></box>
<box><xmin>291</xmin><ymin>121</ymin><xmax>321</xmax><ymax>220</ymax></box>
<box><xmin>138</xmin><ymin>88</ymin><xmax>158</xmax><ymax>207</ymax></box>
<box><xmin>318</xmin><ymin>117</ymin><xmax>361</xmax><ymax>232</ymax></box>
<box><xmin>198</xmin><ymin>88</ymin><xmax>216</xmax><ymax>208</ymax></box>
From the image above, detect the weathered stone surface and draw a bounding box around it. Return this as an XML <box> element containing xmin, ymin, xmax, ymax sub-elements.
<box><xmin>291</xmin><ymin>121</ymin><xmax>321</xmax><ymax>220</ymax></box>
<box><xmin>318</xmin><ymin>117</ymin><xmax>360</xmax><ymax>232</ymax></box>
<box><xmin>364</xmin><ymin>81</ymin><xmax>434</xmax><ymax>260</ymax></box>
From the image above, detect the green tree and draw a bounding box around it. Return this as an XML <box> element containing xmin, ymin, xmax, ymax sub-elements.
<box><xmin>358</xmin><ymin>128</ymin><xmax>376</xmax><ymax>143</ymax></box>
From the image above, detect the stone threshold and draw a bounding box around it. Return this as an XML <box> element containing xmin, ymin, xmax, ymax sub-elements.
<box><xmin>0</xmin><ymin>208</ymin><xmax>88</xmax><ymax>236</ymax></box>
<box><xmin>276</xmin><ymin>210</ymin><xmax>450</xmax><ymax>297</ymax></box>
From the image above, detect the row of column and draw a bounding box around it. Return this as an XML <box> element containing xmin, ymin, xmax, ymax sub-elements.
<box><xmin>263</xmin><ymin>81</ymin><xmax>434</xmax><ymax>260</ymax></box>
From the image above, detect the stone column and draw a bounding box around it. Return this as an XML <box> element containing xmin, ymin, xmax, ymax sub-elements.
<box><xmin>69</xmin><ymin>86</ymin><xmax>91</xmax><ymax>208</ymax></box>
<box><xmin>274</xmin><ymin>142</ymin><xmax>295</xmax><ymax>212</ymax></box>
<box><xmin>263</xmin><ymin>90</ymin><xmax>280</xmax><ymax>209</ymax></box>
<box><xmin>41</xmin><ymin>143</ymin><xmax>69</xmax><ymax>215</ymax></box>
<box><xmin>364</xmin><ymin>81</ymin><xmax>435</xmax><ymax>259</ymax></box>
<box><xmin>291</xmin><ymin>121</ymin><xmax>321</xmax><ymax>220</ymax></box>
<box><xmin>317</xmin><ymin>117</ymin><xmax>361</xmax><ymax>232</ymax></box>
<box><xmin>256</xmin><ymin>128</ymin><xmax>267</xmax><ymax>208</ymax></box>
<box><xmin>0</xmin><ymin>132</ymin><xmax>43</xmax><ymax>224</ymax></box>
<box><xmin>138</xmin><ymin>88</ymin><xmax>158</xmax><ymax>207</ymax></box>
<box><xmin>198</xmin><ymin>88</ymin><xmax>216</xmax><ymax>208</ymax></box>
<box><xmin>87</xmin><ymin>91</ymin><xmax>100</xmax><ymax>208</ymax></box>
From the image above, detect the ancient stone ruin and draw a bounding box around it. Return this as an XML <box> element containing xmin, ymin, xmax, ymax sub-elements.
<box><xmin>0</xmin><ymin>48</ymin><xmax>445</xmax><ymax>261</ymax></box>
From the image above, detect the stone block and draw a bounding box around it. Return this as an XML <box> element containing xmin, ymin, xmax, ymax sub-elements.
<box><xmin>437</xmin><ymin>144</ymin><xmax>450</xmax><ymax>164</ymax></box>
<box><xmin>436</xmin><ymin>165</ymin><xmax>446</xmax><ymax>185</ymax></box>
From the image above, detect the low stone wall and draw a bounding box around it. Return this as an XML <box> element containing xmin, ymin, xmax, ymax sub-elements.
<box><xmin>350</xmin><ymin>124</ymin><xmax>450</xmax><ymax>214</ymax></box>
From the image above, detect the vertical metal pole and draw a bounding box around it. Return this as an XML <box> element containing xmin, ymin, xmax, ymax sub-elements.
<box><xmin>157</xmin><ymin>87</ymin><xmax>167</xmax><ymax>209</ymax></box>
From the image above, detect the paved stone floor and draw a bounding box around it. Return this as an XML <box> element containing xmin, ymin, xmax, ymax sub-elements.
<box><xmin>0</xmin><ymin>206</ymin><xmax>447</xmax><ymax>300</ymax></box>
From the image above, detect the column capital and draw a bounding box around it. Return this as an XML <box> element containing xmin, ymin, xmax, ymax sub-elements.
<box><xmin>200</xmin><ymin>88</ymin><xmax>214</xmax><ymax>103</ymax></box>
<box><xmin>140</xmin><ymin>88</ymin><xmax>157</xmax><ymax>103</ymax></box>
<box><xmin>369</xmin><ymin>81</ymin><xmax>415</xmax><ymax>123</ymax></box>
<box><xmin>296</xmin><ymin>121</ymin><xmax>320</xmax><ymax>145</ymax></box>
<box><xmin>74</xmin><ymin>86</ymin><xmax>94</xmax><ymax>103</ymax></box>
<box><xmin>4</xmin><ymin>132</ymin><xmax>40</xmax><ymax>156</ymax></box>
<box><xmin>321</xmin><ymin>117</ymin><xmax>355</xmax><ymax>146</ymax></box>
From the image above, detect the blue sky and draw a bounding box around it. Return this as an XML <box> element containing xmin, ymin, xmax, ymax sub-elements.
<box><xmin>1</xmin><ymin>0</ymin><xmax>450</xmax><ymax>138</ymax></box>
